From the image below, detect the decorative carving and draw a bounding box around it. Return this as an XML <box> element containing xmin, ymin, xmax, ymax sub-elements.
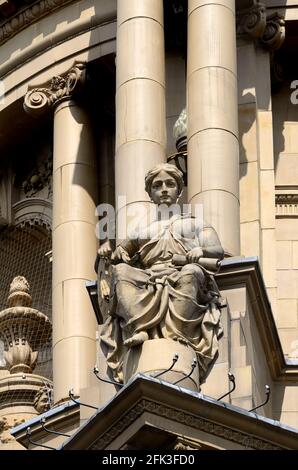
<box><xmin>260</xmin><ymin>13</ymin><xmax>285</xmax><ymax>51</ymax></box>
<box><xmin>24</xmin><ymin>62</ymin><xmax>86</xmax><ymax>116</ymax></box>
<box><xmin>173</xmin><ymin>108</ymin><xmax>187</xmax><ymax>152</ymax></box>
<box><xmin>20</xmin><ymin>157</ymin><xmax>52</xmax><ymax>198</ymax></box>
<box><xmin>0</xmin><ymin>276</ymin><xmax>52</xmax><ymax>374</ymax></box>
<box><xmin>92</xmin><ymin>398</ymin><xmax>282</xmax><ymax>450</ymax></box>
<box><xmin>0</xmin><ymin>374</ymin><xmax>53</xmax><ymax>421</ymax></box>
<box><xmin>8</xmin><ymin>276</ymin><xmax>32</xmax><ymax>308</ymax></box>
<box><xmin>236</xmin><ymin>1</ymin><xmax>266</xmax><ymax>39</ymax></box>
<box><xmin>276</xmin><ymin>194</ymin><xmax>298</xmax><ymax>218</ymax></box>
<box><xmin>0</xmin><ymin>416</ymin><xmax>25</xmax><ymax>444</ymax></box>
<box><xmin>0</xmin><ymin>0</ymin><xmax>74</xmax><ymax>48</ymax></box>
<box><xmin>12</xmin><ymin>198</ymin><xmax>52</xmax><ymax>231</ymax></box>
<box><xmin>33</xmin><ymin>382</ymin><xmax>53</xmax><ymax>413</ymax></box>
<box><xmin>97</xmin><ymin>163</ymin><xmax>224</xmax><ymax>386</ymax></box>
<box><xmin>173</xmin><ymin>436</ymin><xmax>202</xmax><ymax>450</ymax></box>
<box><xmin>237</xmin><ymin>1</ymin><xmax>285</xmax><ymax>51</ymax></box>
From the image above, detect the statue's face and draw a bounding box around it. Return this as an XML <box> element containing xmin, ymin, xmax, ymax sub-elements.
<box><xmin>150</xmin><ymin>170</ymin><xmax>179</xmax><ymax>206</ymax></box>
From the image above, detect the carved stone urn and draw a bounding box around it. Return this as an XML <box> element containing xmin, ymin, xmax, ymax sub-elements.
<box><xmin>0</xmin><ymin>276</ymin><xmax>51</xmax><ymax>374</ymax></box>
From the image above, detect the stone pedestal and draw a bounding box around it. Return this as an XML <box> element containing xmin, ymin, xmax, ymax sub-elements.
<box><xmin>123</xmin><ymin>339</ymin><xmax>200</xmax><ymax>392</ymax></box>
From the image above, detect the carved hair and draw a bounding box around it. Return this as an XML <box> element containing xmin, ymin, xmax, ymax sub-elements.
<box><xmin>145</xmin><ymin>163</ymin><xmax>184</xmax><ymax>196</ymax></box>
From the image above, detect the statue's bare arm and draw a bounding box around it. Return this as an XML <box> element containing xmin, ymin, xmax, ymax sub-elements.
<box><xmin>183</xmin><ymin>224</ymin><xmax>224</xmax><ymax>264</ymax></box>
<box><xmin>198</xmin><ymin>226</ymin><xmax>224</xmax><ymax>259</ymax></box>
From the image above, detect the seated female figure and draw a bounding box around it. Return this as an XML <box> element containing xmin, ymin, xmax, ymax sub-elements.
<box><xmin>98</xmin><ymin>163</ymin><xmax>224</xmax><ymax>384</ymax></box>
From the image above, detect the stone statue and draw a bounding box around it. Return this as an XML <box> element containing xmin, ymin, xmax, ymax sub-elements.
<box><xmin>97</xmin><ymin>163</ymin><xmax>224</xmax><ymax>385</ymax></box>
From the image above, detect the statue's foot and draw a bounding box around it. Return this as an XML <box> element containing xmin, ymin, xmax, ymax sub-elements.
<box><xmin>124</xmin><ymin>331</ymin><xmax>149</xmax><ymax>348</ymax></box>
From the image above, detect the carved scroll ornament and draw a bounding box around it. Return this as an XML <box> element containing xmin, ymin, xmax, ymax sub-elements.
<box><xmin>23</xmin><ymin>62</ymin><xmax>85</xmax><ymax>116</ymax></box>
<box><xmin>237</xmin><ymin>1</ymin><xmax>267</xmax><ymax>39</ymax></box>
<box><xmin>237</xmin><ymin>1</ymin><xmax>285</xmax><ymax>51</ymax></box>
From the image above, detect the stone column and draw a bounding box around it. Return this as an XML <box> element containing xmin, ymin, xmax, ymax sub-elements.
<box><xmin>187</xmin><ymin>0</ymin><xmax>239</xmax><ymax>256</ymax></box>
<box><xmin>115</xmin><ymin>0</ymin><xmax>166</xmax><ymax>238</ymax></box>
<box><xmin>24</xmin><ymin>63</ymin><xmax>98</xmax><ymax>403</ymax></box>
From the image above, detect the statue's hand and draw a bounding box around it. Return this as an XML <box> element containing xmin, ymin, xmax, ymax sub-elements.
<box><xmin>187</xmin><ymin>247</ymin><xmax>204</xmax><ymax>263</ymax></box>
<box><xmin>111</xmin><ymin>246</ymin><xmax>131</xmax><ymax>264</ymax></box>
<box><xmin>98</xmin><ymin>240</ymin><xmax>112</xmax><ymax>259</ymax></box>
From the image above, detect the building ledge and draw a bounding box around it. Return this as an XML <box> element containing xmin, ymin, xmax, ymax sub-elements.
<box><xmin>60</xmin><ymin>374</ymin><xmax>298</xmax><ymax>450</ymax></box>
<box><xmin>10</xmin><ymin>400</ymin><xmax>79</xmax><ymax>448</ymax></box>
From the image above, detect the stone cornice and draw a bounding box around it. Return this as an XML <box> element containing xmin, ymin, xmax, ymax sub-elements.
<box><xmin>61</xmin><ymin>375</ymin><xmax>298</xmax><ymax>450</ymax></box>
<box><xmin>217</xmin><ymin>258</ymin><xmax>298</xmax><ymax>381</ymax></box>
<box><xmin>92</xmin><ymin>398</ymin><xmax>280</xmax><ymax>450</ymax></box>
<box><xmin>23</xmin><ymin>62</ymin><xmax>85</xmax><ymax>116</ymax></box>
<box><xmin>0</xmin><ymin>0</ymin><xmax>75</xmax><ymax>48</ymax></box>
<box><xmin>236</xmin><ymin>0</ymin><xmax>285</xmax><ymax>50</ymax></box>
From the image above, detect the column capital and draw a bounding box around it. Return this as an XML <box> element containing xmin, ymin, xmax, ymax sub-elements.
<box><xmin>260</xmin><ymin>12</ymin><xmax>285</xmax><ymax>51</ymax></box>
<box><xmin>236</xmin><ymin>0</ymin><xmax>266</xmax><ymax>39</ymax></box>
<box><xmin>236</xmin><ymin>1</ymin><xmax>285</xmax><ymax>50</ymax></box>
<box><xmin>23</xmin><ymin>61</ymin><xmax>86</xmax><ymax>117</ymax></box>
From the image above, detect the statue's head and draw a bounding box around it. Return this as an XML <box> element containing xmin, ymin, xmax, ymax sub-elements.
<box><xmin>145</xmin><ymin>163</ymin><xmax>184</xmax><ymax>206</ymax></box>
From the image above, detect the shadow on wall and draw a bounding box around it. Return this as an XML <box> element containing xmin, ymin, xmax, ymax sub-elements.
<box><xmin>70</xmin><ymin>55</ymin><xmax>116</xmax><ymax>223</ymax></box>
<box><xmin>0</xmin><ymin>0</ymin><xmax>81</xmax><ymax>63</ymax></box>
<box><xmin>239</xmin><ymin>91</ymin><xmax>256</xmax><ymax>177</ymax></box>
<box><xmin>273</xmin><ymin>80</ymin><xmax>297</xmax><ymax>175</ymax></box>
<box><xmin>0</xmin><ymin>0</ymin><xmax>117</xmax><ymax>64</ymax></box>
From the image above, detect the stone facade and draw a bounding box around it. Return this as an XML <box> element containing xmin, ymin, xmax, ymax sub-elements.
<box><xmin>0</xmin><ymin>0</ymin><xmax>298</xmax><ymax>451</ymax></box>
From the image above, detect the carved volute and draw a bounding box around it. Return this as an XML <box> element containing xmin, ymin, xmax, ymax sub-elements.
<box><xmin>23</xmin><ymin>62</ymin><xmax>85</xmax><ymax>116</ymax></box>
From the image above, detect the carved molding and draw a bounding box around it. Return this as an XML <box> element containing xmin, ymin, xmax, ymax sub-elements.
<box><xmin>12</xmin><ymin>198</ymin><xmax>52</xmax><ymax>231</ymax></box>
<box><xmin>92</xmin><ymin>399</ymin><xmax>281</xmax><ymax>450</ymax></box>
<box><xmin>0</xmin><ymin>0</ymin><xmax>74</xmax><ymax>48</ymax></box>
<box><xmin>173</xmin><ymin>436</ymin><xmax>202</xmax><ymax>451</ymax></box>
<box><xmin>0</xmin><ymin>415</ymin><xmax>24</xmax><ymax>444</ymax></box>
<box><xmin>20</xmin><ymin>156</ymin><xmax>52</xmax><ymax>199</ymax></box>
<box><xmin>23</xmin><ymin>62</ymin><xmax>85</xmax><ymax>116</ymax></box>
<box><xmin>237</xmin><ymin>1</ymin><xmax>285</xmax><ymax>51</ymax></box>
<box><xmin>276</xmin><ymin>194</ymin><xmax>298</xmax><ymax>218</ymax></box>
<box><xmin>260</xmin><ymin>13</ymin><xmax>285</xmax><ymax>51</ymax></box>
<box><xmin>0</xmin><ymin>373</ymin><xmax>53</xmax><ymax>414</ymax></box>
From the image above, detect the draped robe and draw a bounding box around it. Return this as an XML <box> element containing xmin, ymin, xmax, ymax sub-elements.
<box><xmin>100</xmin><ymin>215</ymin><xmax>223</xmax><ymax>383</ymax></box>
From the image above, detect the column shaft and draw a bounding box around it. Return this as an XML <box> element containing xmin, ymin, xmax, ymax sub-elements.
<box><xmin>52</xmin><ymin>100</ymin><xmax>98</xmax><ymax>403</ymax></box>
<box><xmin>115</xmin><ymin>0</ymin><xmax>166</xmax><ymax>237</ymax></box>
<box><xmin>187</xmin><ymin>0</ymin><xmax>240</xmax><ymax>255</ymax></box>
